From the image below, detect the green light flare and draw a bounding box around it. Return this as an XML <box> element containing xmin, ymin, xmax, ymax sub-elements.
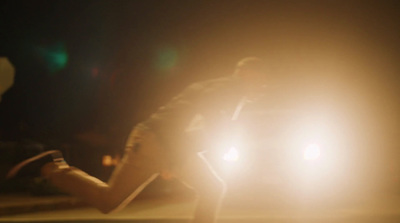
<box><xmin>154</xmin><ymin>47</ymin><xmax>178</xmax><ymax>72</ymax></box>
<box><xmin>36</xmin><ymin>42</ymin><xmax>68</xmax><ymax>74</ymax></box>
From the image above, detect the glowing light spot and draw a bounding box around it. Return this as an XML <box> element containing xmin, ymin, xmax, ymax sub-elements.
<box><xmin>223</xmin><ymin>147</ymin><xmax>239</xmax><ymax>162</ymax></box>
<box><xmin>154</xmin><ymin>47</ymin><xmax>178</xmax><ymax>71</ymax></box>
<box><xmin>102</xmin><ymin>154</ymin><xmax>120</xmax><ymax>166</ymax></box>
<box><xmin>36</xmin><ymin>42</ymin><xmax>68</xmax><ymax>73</ymax></box>
<box><xmin>304</xmin><ymin>143</ymin><xmax>321</xmax><ymax>160</ymax></box>
<box><xmin>102</xmin><ymin>155</ymin><xmax>113</xmax><ymax>167</ymax></box>
<box><xmin>0</xmin><ymin>58</ymin><xmax>15</xmax><ymax>102</ymax></box>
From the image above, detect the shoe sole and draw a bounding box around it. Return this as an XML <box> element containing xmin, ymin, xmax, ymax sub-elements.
<box><xmin>6</xmin><ymin>150</ymin><xmax>65</xmax><ymax>179</ymax></box>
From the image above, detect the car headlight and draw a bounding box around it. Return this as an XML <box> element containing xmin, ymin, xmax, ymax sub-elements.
<box><xmin>303</xmin><ymin>143</ymin><xmax>321</xmax><ymax>161</ymax></box>
<box><xmin>222</xmin><ymin>146</ymin><xmax>240</xmax><ymax>162</ymax></box>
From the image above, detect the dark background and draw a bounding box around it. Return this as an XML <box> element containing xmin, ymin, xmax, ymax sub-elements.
<box><xmin>0</xmin><ymin>0</ymin><xmax>399</xmax><ymax>187</ymax></box>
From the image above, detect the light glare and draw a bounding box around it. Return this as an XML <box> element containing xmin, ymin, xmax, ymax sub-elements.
<box><xmin>223</xmin><ymin>147</ymin><xmax>239</xmax><ymax>162</ymax></box>
<box><xmin>304</xmin><ymin>143</ymin><xmax>321</xmax><ymax>160</ymax></box>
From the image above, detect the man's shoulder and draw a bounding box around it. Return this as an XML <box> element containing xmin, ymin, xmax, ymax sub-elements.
<box><xmin>189</xmin><ymin>76</ymin><xmax>236</xmax><ymax>90</ymax></box>
<box><xmin>177</xmin><ymin>75</ymin><xmax>238</xmax><ymax>100</ymax></box>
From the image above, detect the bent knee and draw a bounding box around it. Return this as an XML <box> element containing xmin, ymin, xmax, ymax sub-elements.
<box><xmin>97</xmin><ymin>197</ymin><xmax>123</xmax><ymax>214</ymax></box>
<box><xmin>93</xmin><ymin>189</ymin><xmax>129</xmax><ymax>214</ymax></box>
<box><xmin>98</xmin><ymin>204</ymin><xmax>117</xmax><ymax>214</ymax></box>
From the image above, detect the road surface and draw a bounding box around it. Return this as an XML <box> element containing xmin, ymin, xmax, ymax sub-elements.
<box><xmin>2</xmin><ymin>195</ymin><xmax>400</xmax><ymax>223</ymax></box>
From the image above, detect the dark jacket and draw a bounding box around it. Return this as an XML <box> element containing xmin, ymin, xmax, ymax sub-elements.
<box><xmin>139</xmin><ymin>75</ymin><xmax>246</xmax><ymax>157</ymax></box>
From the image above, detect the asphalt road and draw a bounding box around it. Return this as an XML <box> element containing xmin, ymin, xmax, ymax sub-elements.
<box><xmin>2</xmin><ymin>195</ymin><xmax>400</xmax><ymax>223</ymax></box>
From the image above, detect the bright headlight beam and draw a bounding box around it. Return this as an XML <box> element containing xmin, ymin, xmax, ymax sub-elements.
<box><xmin>303</xmin><ymin>143</ymin><xmax>321</xmax><ymax>160</ymax></box>
<box><xmin>223</xmin><ymin>147</ymin><xmax>239</xmax><ymax>162</ymax></box>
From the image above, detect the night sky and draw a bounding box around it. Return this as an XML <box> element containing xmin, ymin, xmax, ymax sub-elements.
<box><xmin>1</xmin><ymin>0</ymin><xmax>400</xmax><ymax>159</ymax></box>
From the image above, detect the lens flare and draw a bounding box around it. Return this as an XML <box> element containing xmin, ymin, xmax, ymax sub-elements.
<box><xmin>35</xmin><ymin>42</ymin><xmax>68</xmax><ymax>73</ymax></box>
<box><xmin>303</xmin><ymin>143</ymin><xmax>321</xmax><ymax>160</ymax></box>
<box><xmin>154</xmin><ymin>46</ymin><xmax>178</xmax><ymax>72</ymax></box>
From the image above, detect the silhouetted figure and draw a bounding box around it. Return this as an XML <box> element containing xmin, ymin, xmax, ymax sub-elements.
<box><xmin>8</xmin><ymin>57</ymin><xmax>268</xmax><ymax>223</ymax></box>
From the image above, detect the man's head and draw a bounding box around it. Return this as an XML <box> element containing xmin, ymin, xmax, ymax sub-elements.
<box><xmin>234</xmin><ymin>57</ymin><xmax>267</xmax><ymax>95</ymax></box>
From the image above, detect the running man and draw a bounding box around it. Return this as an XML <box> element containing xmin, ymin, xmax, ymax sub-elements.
<box><xmin>7</xmin><ymin>57</ymin><xmax>268</xmax><ymax>223</ymax></box>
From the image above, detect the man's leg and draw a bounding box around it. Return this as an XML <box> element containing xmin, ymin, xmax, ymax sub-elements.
<box><xmin>43</xmin><ymin>129</ymin><xmax>164</xmax><ymax>213</ymax></box>
<box><xmin>178</xmin><ymin>153</ymin><xmax>226</xmax><ymax>223</ymax></box>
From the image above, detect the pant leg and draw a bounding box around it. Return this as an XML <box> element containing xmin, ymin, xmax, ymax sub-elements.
<box><xmin>177</xmin><ymin>153</ymin><xmax>226</xmax><ymax>223</ymax></box>
<box><xmin>46</xmin><ymin>128</ymin><xmax>165</xmax><ymax>214</ymax></box>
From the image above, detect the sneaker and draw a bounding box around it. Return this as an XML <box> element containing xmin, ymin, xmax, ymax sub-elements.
<box><xmin>6</xmin><ymin>150</ymin><xmax>69</xmax><ymax>179</ymax></box>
